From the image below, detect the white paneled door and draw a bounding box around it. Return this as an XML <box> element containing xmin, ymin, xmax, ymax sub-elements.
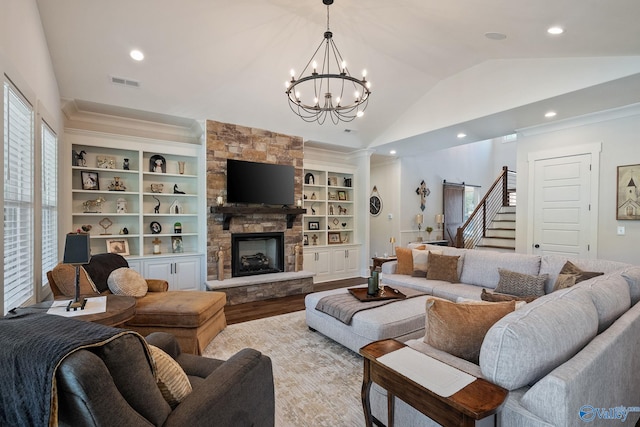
<box><xmin>532</xmin><ymin>154</ymin><xmax>593</xmax><ymax>258</ymax></box>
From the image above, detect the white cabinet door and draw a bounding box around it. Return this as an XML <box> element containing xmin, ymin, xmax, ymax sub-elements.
<box><xmin>303</xmin><ymin>249</ymin><xmax>330</xmax><ymax>281</ymax></box>
<box><xmin>332</xmin><ymin>249</ymin><xmax>347</xmax><ymax>274</ymax></box>
<box><xmin>143</xmin><ymin>256</ymin><xmax>201</xmax><ymax>290</ymax></box>
<box><xmin>316</xmin><ymin>250</ymin><xmax>330</xmax><ymax>277</ymax></box>
<box><xmin>144</xmin><ymin>259</ymin><xmax>173</xmax><ymax>283</ymax></box>
<box><xmin>346</xmin><ymin>247</ymin><xmax>360</xmax><ymax>275</ymax></box>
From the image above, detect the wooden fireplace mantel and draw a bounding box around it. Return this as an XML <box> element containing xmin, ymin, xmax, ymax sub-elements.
<box><xmin>210</xmin><ymin>206</ymin><xmax>306</xmax><ymax>230</ymax></box>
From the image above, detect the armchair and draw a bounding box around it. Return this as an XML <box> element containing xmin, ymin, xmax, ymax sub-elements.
<box><xmin>56</xmin><ymin>332</ymin><xmax>275</xmax><ymax>427</ymax></box>
<box><xmin>47</xmin><ymin>253</ymin><xmax>227</xmax><ymax>354</ymax></box>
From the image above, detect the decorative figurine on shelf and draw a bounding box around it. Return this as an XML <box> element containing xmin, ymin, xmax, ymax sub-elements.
<box><xmin>152</xmin><ymin>237</ymin><xmax>162</xmax><ymax>254</ymax></box>
<box><xmin>116</xmin><ymin>198</ymin><xmax>127</xmax><ymax>214</ymax></box>
<box><xmin>108</xmin><ymin>177</ymin><xmax>126</xmax><ymax>191</ymax></box>
<box><xmin>153</xmin><ymin>196</ymin><xmax>160</xmax><ymax>214</ymax></box>
<box><xmin>119</xmin><ymin>227</ymin><xmax>129</xmax><ymax>235</ymax></box>
<box><xmin>123</xmin><ymin>158</ymin><xmax>130</xmax><ymax>170</ymax></box>
<box><xmin>83</xmin><ymin>197</ymin><xmax>106</xmax><ymax>213</ymax></box>
<box><xmin>338</xmin><ymin>205</ymin><xmax>347</xmax><ymax>215</ymax></box>
<box><xmin>178</xmin><ymin>161</ymin><xmax>185</xmax><ymax>175</ymax></box>
<box><xmin>169</xmin><ymin>199</ymin><xmax>183</xmax><ymax>214</ymax></box>
<box><xmin>344</xmin><ymin>177</ymin><xmax>352</xmax><ymax>187</ymax></box>
<box><xmin>173</xmin><ymin>184</ymin><xmax>185</xmax><ymax>194</ymax></box>
<box><xmin>99</xmin><ymin>217</ymin><xmax>113</xmax><ymax>235</ymax></box>
<box><xmin>77</xmin><ymin>224</ymin><xmax>92</xmax><ymax>234</ymax></box>
<box><xmin>72</xmin><ymin>150</ymin><xmax>86</xmax><ymax>167</ymax></box>
<box><xmin>150</xmin><ymin>155</ymin><xmax>166</xmax><ymax>173</ymax></box>
<box><xmin>329</xmin><ymin>205</ymin><xmax>334</xmax><ymax>215</ymax></box>
<box><xmin>174</xmin><ymin>222</ymin><xmax>182</xmax><ymax>234</ymax></box>
<box><xmin>312</xmin><ymin>234</ymin><xmax>318</xmax><ymax>246</ymax></box>
<box><xmin>310</xmin><ymin>203</ymin><xmax>316</xmax><ymax>215</ymax></box>
<box><xmin>150</xmin><ymin>183</ymin><xmax>164</xmax><ymax>193</ymax></box>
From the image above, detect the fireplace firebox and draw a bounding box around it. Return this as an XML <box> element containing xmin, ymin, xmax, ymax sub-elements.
<box><xmin>231</xmin><ymin>232</ymin><xmax>285</xmax><ymax>277</ymax></box>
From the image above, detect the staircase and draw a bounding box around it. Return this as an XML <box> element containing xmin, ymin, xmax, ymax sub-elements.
<box><xmin>455</xmin><ymin>166</ymin><xmax>516</xmax><ymax>252</ymax></box>
<box><xmin>475</xmin><ymin>206</ymin><xmax>515</xmax><ymax>251</ymax></box>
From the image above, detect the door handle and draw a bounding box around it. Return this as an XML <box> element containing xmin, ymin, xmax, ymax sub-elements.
<box><xmin>534</xmin><ymin>244</ymin><xmax>540</xmax><ymax>249</ymax></box>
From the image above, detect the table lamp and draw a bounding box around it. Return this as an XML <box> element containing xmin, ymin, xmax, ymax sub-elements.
<box><xmin>63</xmin><ymin>233</ymin><xmax>91</xmax><ymax>311</ymax></box>
<box><xmin>390</xmin><ymin>237</ymin><xmax>396</xmax><ymax>256</ymax></box>
<box><xmin>435</xmin><ymin>214</ymin><xmax>445</xmax><ymax>239</ymax></box>
<box><xmin>415</xmin><ymin>214</ymin><xmax>424</xmax><ymax>241</ymax></box>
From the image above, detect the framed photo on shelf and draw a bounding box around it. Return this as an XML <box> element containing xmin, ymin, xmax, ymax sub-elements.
<box><xmin>617</xmin><ymin>164</ymin><xmax>640</xmax><ymax>220</ymax></box>
<box><xmin>81</xmin><ymin>171</ymin><xmax>99</xmax><ymax>190</ymax></box>
<box><xmin>338</xmin><ymin>190</ymin><xmax>347</xmax><ymax>201</ymax></box>
<box><xmin>308</xmin><ymin>221</ymin><xmax>320</xmax><ymax>230</ymax></box>
<box><xmin>149</xmin><ymin>154</ymin><xmax>166</xmax><ymax>173</ymax></box>
<box><xmin>328</xmin><ymin>176</ymin><xmax>338</xmax><ymax>187</ymax></box>
<box><xmin>106</xmin><ymin>239</ymin><xmax>130</xmax><ymax>256</ymax></box>
<box><xmin>328</xmin><ymin>231</ymin><xmax>341</xmax><ymax>244</ymax></box>
<box><xmin>172</xmin><ymin>236</ymin><xmax>184</xmax><ymax>253</ymax></box>
<box><xmin>303</xmin><ymin>234</ymin><xmax>309</xmax><ymax>246</ymax></box>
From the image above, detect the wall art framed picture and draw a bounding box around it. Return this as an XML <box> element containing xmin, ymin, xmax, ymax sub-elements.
<box><xmin>338</xmin><ymin>190</ymin><xmax>347</xmax><ymax>201</ymax></box>
<box><xmin>328</xmin><ymin>231</ymin><xmax>341</xmax><ymax>244</ymax></box>
<box><xmin>106</xmin><ymin>239</ymin><xmax>130</xmax><ymax>256</ymax></box>
<box><xmin>617</xmin><ymin>164</ymin><xmax>640</xmax><ymax>220</ymax></box>
<box><xmin>81</xmin><ymin>171</ymin><xmax>99</xmax><ymax>190</ymax></box>
<box><xmin>308</xmin><ymin>221</ymin><xmax>320</xmax><ymax>230</ymax></box>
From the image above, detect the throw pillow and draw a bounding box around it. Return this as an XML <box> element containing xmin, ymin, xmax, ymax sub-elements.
<box><xmin>50</xmin><ymin>264</ymin><xmax>99</xmax><ymax>297</ymax></box>
<box><xmin>84</xmin><ymin>253</ymin><xmax>129</xmax><ymax>293</ymax></box>
<box><xmin>423</xmin><ymin>297</ymin><xmax>516</xmax><ymax>364</ymax></box>
<box><xmin>425</xmin><ymin>252</ymin><xmax>460</xmax><ymax>282</ymax></box>
<box><xmin>494</xmin><ymin>268</ymin><xmax>548</xmax><ymax>297</ymax></box>
<box><xmin>412</xmin><ymin>249</ymin><xmax>443</xmax><ymax>277</ymax></box>
<box><xmin>148</xmin><ymin>345</ymin><xmax>193</xmax><ymax>409</ymax></box>
<box><xmin>480</xmin><ymin>288</ymin><xmax>537</xmax><ymax>303</ymax></box>
<box><xmin>553</xmin><ymin>261</ymin><xmax>604</xmax><ymax>292</ymax></box>
<box><xmin>395</xmin><ymin>247</ymin><xmax>415</xmax><ymax>275</ymax></box>
<box><xmin>108</xmin><ymin>267</ymin><xmax>148</xmax><ymax>297</ymax></box>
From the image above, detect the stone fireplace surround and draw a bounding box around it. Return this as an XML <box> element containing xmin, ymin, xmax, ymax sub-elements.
<box><xmin>205</xmin><ymin>120</ymin><xmax>313</xmax><ymax>304</ymax></box>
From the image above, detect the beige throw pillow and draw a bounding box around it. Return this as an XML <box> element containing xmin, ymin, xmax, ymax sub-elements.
<box><xmin>425</xmin><ymin>252</ymin><xmax>460</xmax><ymax>282</ymax></box>
<box><xmin>51</xmin><ymin>264</ymin><xmax>99</xmax><ymax>297</ymax></box>
<box><xmin>107</xmin><ymin>267</ymin><xmax>148</xmax><ymax>297</ymax></box>
<box><xmin>148</xmin><ymin>345</ymin><xmax>192</xmax><ymax>408</ymax></box>
<box><xmin>424</xmin><ymin>297</ymin><xmax>517</xmax><ymax>364</ymax></box>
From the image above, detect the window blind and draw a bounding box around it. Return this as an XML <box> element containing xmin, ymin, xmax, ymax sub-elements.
<box><xmin>3</xmin><ymin>80</ymin><xmax>34</xmax><ymax>314</ymax></box>
<box><xmin>41</xmin><ymin>121</ymin><xmax>58</xmax><ymax>286</ymax></box>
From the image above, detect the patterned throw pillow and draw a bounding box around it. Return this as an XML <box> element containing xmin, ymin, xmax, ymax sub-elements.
<box><xmin>480</xmin><ymin>288</ymin><xmax>537</xmax><ymax>303</ymax></box>
<box><xmin>148</xmin><ymin>345</ymin><xmax>193</xmax><ymax>409</ymax></box>
<box><xmin>553</xmin><ymin>261</ymin><xmax>604</xmax><ymax>292</ymax></box>
<box><xmin>423</xmin><ymin>297</ymin><xmax>516</xmax><ymax>364</ymax></box>
<box><xmin>425</xmin><ymin>252</ymin><xmax>460</xmax><ymax>282</ymax></box>
<box><xmin>107</xmin><ymin>267</ymin><xmax>148</xmax><ymax>297</ymax></box>
<box><xmin>494</xmin><ymin>268</ymin><xmax>548</xmax><ymax>297</ymax></box>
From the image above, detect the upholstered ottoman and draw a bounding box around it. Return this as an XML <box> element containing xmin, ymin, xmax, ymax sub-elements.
<box><xmin>304</xmin><ymin>286</ymin><xmax>429</xmax><ymax>353</ymax></box>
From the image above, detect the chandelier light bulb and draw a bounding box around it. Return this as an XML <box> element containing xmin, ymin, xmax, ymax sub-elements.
<box><xmin>362</xmin><ymin>69</ymin><xmax>367</xmax><ymax>78</ymax></box>
<box><xmin>312</xmin><ymin>61</ymin><xmax>318</xmax><ymax>72</ymax></box>
<box><xmin>341</xmin><ymin>61</ymin><xmax>347</xmax><ymax>72</ymax></box>
<box><xmin>290</xmin><ymin>69</ymin><xmax>296</xmax><ymax>78</ymax></box>
<box><xmin>335</xmin><ymin>96</ymin><xmax>341</xmax><ymax>105</ymax></box>
<box><xmin>314</xmin><ymin>97</ymin><xmax>319</xmax><ymax>105</ymax></box>
<box><xmin>354</xmin><ymin>90</ymin><xmax>360</xmax><ymax>99</ymax></box>
<box><xmin>295</xmin><ymin>91</ymin><xmax>301</xmax><ymax>100</ymax></box>
<box><xmin>285</xmin><ymin>81</ymin><xmax>290</xmax><ymax>89</ymax></box>
<box><xmin>357</xmin><ymin>111</ymin><xmax>364</xmax><ymax>118</ymax></box>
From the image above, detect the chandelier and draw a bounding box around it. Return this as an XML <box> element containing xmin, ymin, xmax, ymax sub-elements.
<box><xmin>285</xmin><ymin>0</ymin><xmax>371</xmax><ymax>125</ymax></box>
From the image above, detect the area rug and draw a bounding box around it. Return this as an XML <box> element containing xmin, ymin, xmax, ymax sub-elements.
<box><xmin>203</xmin><ymin>311</ymin><xmax>364</xmax><ymax>426</ymax></box>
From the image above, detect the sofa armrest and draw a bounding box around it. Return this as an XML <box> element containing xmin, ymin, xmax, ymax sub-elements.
<box><xmin>164</xmin><ymin>348</ymin><xmax>275</xmax><ymax>427</ymax></box>
<box><xmin>381</xmin><ymin>260</ymin><xmax>398</xmax><ymax>274</ymax></box>
<box><xmin>146</xmin><ymin>279</ymin><xmax>169</xmax><ymax>292</ymax></box>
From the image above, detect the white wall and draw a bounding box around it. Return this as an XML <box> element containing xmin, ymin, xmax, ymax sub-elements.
<box><xmin>370</xmin><ymin>158</ymin><xmax>400</xmax><ymax>258</ymax></box>
<box><xmin>516</xmin><ymin>105</ymin><xmax>640</xmax><ymax>264</ymax></box>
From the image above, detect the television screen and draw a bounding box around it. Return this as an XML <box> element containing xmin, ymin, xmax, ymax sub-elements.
<box><xmin>226</xmin><ymin>159</ymin><xmax>295</xmax><ymax>206</ymax></box>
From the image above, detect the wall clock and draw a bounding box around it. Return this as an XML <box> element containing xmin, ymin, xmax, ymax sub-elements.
<box><xmin>370</xmin><ymin>186</ymin><xmax>382</xmax><ymax>216</ymax></box>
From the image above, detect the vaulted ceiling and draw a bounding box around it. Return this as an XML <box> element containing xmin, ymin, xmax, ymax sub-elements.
<box><xmin>36</xmin><ymin>0</ymin><xmax>640</xmax><ymax>154</ymax></box>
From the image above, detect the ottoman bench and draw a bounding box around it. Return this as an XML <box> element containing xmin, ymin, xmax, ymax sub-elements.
<box><xmin>304</xmin><ymin>285</ymin><xmax>429</xmax><ymax>353</ymax></box>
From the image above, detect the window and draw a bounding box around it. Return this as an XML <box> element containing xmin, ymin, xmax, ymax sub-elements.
<box><xmin>3</xmin><ymin>80</ymin><xmax>34</xmax><ymax>314</ymax></box>
<box><xmin>41</xmin><ymin>121</ymin><xmax>58</xmax><ymax>285</ymax></box>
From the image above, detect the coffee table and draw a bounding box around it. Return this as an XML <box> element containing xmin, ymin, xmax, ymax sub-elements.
<box><xmin>13</xmin><ymin>294</ymin><xmax>136</xmax><ymax>327</ymax></box>
<box><xmin>360</xmin><ymin>339</ymin><xmax>507</xmax><ymax>427</ymax></box>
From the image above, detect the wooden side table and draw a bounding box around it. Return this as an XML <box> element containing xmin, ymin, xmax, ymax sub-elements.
<box><xmin>360</xmin><ymin>339</ymin><xmax>507</xmax><ymax>427</ymax></box>
<box><xmin>371</xmin><ymin>256</ymin><xmax>397</xmax><ymax>273</ymax></box>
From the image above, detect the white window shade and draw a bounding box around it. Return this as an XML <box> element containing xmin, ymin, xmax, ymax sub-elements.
<box><xmin>41</xmin><ymin>121</ymin><xmax>58</xmax><ymax>285</ymax></box>
<box><xmin>3</xmin><ymin>80</ymin><xmax>34</xmax><ymax>314</ymax></box>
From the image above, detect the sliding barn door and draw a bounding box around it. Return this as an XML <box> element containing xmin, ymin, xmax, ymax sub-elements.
<box><xmin>443</xmin><ymin>183</ymin><xmax>464</xmax><ymax>246</ymax></box>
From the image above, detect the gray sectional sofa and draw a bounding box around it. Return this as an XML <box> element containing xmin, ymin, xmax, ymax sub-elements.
<box><xmin>370</xmin><ymin>245</ymin><xmax>640</xmax><ymax>427</ymax></box>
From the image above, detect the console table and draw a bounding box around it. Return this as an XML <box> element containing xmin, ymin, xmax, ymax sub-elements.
<box><xmin>360</xmin><ymin>339</ymin><xmax>507</xmax><ymax>427</ymax></box>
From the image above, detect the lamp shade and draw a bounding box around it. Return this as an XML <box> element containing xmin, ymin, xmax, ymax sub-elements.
<box><xmin>63</xmin><ymin>233</ymin><xmax>91</xmax><ymax>265</ymax></box>
<box><xmin>416</xmin><ymin>214</ymin><xmax>423</xmax><ymax>224</ymax></box>
<box><xmin>435</xmin><ymin>214</ymin><xmax>445</xmax><ymax>224</ymax></box>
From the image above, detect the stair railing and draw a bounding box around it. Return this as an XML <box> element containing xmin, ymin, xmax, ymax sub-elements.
<box><xmin>455</xmin><ymin>166</ymin><xmax>516</xmax><ymax>249</ymax></box>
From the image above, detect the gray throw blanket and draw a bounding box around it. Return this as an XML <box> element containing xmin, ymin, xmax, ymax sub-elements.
<box><xmin>315</xmin><ymin>286</ymin><xmax>426</xmax><ymax>324</ymax></box>
<box><xmin>0</xmin><ymin>312</ymin><xmax>137</xmax><ymax>427</ymax></box>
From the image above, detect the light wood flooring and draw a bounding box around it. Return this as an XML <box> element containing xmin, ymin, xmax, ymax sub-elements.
<box><xmin>223</xmin><ymin>277</ymin><xmax>365</xmax><ymax>325</ymax></box>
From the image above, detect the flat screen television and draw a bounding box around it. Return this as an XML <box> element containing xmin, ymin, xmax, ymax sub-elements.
<box><xmin>226</xmin><ymin>159</ymin><xmax>295</xmax><ymax>206</ymax></box>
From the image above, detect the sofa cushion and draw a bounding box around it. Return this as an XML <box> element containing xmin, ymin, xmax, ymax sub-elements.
<box><xmin>575</xmin><ymin>273</ymin><xmax>631</xmax><ymax>333</ymax></box>
<box><xmin>128</xmin><ymin>291</ymin><xmax>226</xmax><ymax>328</ymax></box>
<box><xmin>540</xmin><ymin>256</ymin><xmax>630</xmax><ymax>294</ymax></box>
<box><xmin>481</xmin><ymin>288</ymin><xmax>537</xmax><ymax>303</ymax></box>
<box><xmin>494</xmin><ymin>269</ymin><xmax>547</xmax><ymax>297</ymax></box>
<box><xmin>148</xmin><ymin>344</ymin><xmax>192</xmax><ymax>408</ymax></box>
<box><xmin>84</xmin><ymin>253</ymin><xmax>129</xmax><ymax>293</ymax></box>
<box><xmin>108</xmin><ymin>267</ymin><xmax>148</xmax><ymax>297</ymax></box>
<box><xmin>412</xmin><ymin>248</ymin><xmax>442</xmax><ymax>277</ymax></box>
<box><xmin>424</xmin><ymin>297</ymin><xmax>516</xmax><ymax>364</ymax></box>
<box><xmin>460</xmin><ymin>251</ymin><xmax>541</xmax><ymax>289</ymax></box>
<box><xmin>426</xmin><ymin>253</ymin><xmax>460</xmax><ymax>282</ymax></box>
<box><xmin>395</xmin><ymin>247</ymin><xmax>415</xmax><ymax>275</ymax></box>
<box><xmin>480</xmin><ymin>286</ymin><xmax>598</xmax><ymax>390</ymax></box>
<box><xmin>51</xmin><ymin>264</ymin><xmax>99</xmax><ymax>297</ymax></box>
<box><xmin>552</xmin><ymin>261</ymin><xmax>604</xmax><ymax>292</ymax></box>
<box><xmin>621</xmin><ymin>266</ymin><xmax>640</xmax><ymax>306</ymax></box>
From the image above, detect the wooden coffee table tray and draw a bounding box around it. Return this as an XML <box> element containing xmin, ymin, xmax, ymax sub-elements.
<box><xmin>348</xmin><ymin>287</ymin><xmax>406</xmax><ymax>302</ymax></box>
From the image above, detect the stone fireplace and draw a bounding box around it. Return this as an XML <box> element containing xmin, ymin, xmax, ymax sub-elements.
<box><xmin>231</xmin><ymin>232</ymin><xmax>285</xmax><ymax>277</ymax></box>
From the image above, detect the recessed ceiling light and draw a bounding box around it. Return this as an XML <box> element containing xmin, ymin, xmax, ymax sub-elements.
<box><xmin>130</xmin><ymin>49</ymin><xmax>145</xmax><ymax>61</ymax></box>
<box><xmin>547</xmin><ymin>26</ymin><xmax>564</xmax><ymax>35</ymax></box>
<box><xmin>545</xmin><ymin>111</ymin><xmax>557</xmax><ymax>118</ymax></box>
<box><xmin>389</xmin><ymin>150</ymin><xmax>396</xmax><ymax>155</ymax></box>
<box><xmin>457</xmin><ymin>133</ymin><xmax>467</xmax><ymax>139</ymax></box>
